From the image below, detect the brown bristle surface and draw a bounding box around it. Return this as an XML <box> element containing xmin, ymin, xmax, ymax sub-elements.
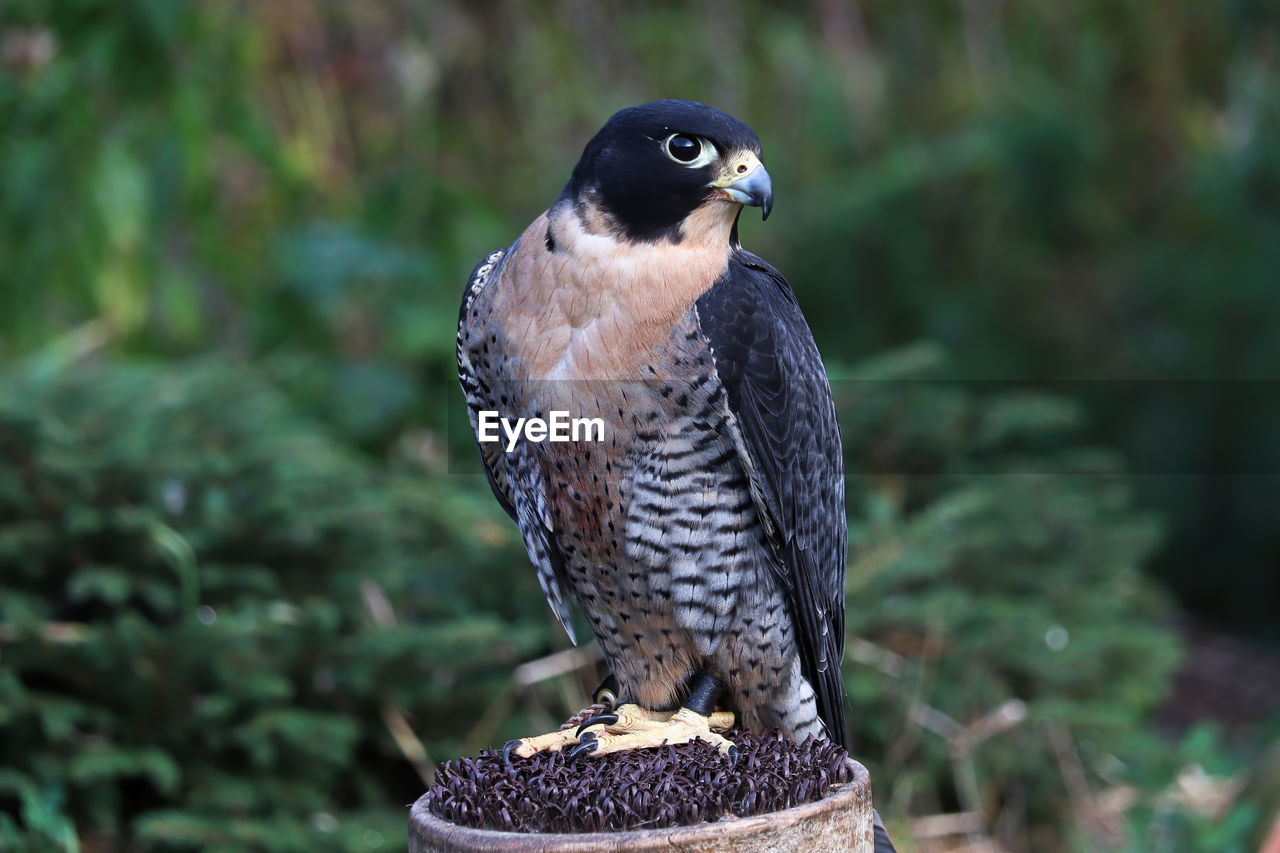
<box><xmin>424</xmin><ymin>730</ymin><xmax>853</xmax><ymax>834</ymax></box>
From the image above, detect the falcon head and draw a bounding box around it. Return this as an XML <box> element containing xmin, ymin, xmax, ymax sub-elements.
<box><xmin>561</xmin><ymin>99</ymin><xmax>774</xmax><ymax>245</ymax></box>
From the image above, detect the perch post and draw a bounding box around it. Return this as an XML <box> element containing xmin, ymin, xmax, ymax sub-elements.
<box><xmin>409</xmin><ymin>757</ymin><xmax>874</xmax><ymax>853</ymax></box>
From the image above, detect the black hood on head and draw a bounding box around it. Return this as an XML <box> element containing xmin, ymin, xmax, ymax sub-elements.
<box><xmin>562</xmin><ymin>100</ymin><xmax>763</xmax><ymax>244</ymax></box>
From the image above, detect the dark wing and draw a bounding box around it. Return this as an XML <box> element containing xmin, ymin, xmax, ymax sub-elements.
<box><xmin>694</xmin><ymin>250</ymin><xmax>847</xmax><ymax>747</ymax></box>
<box><xmin>457</xmin><ymin>247</ymin><xmax>577</xmax><ymax>643</ymax></box>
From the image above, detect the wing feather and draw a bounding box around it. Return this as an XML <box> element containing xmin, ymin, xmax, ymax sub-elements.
<box><xmin>457</xmin><ymin>247</ymin><xmax>577</xmax><ymax>643</ymax></box>
<box><xmin>695</xmin><ymin>250</ymin><xmax>848</xmax><ymax>746</ymax></box>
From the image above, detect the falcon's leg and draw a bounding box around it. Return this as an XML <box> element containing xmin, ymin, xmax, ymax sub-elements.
<box><xmin>570</xmin><ymin>672</ymin><xmax>737</xmax><ymax>759</ymax></box>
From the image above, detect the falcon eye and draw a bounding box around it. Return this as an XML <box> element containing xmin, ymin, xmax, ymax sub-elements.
<box><xmin>663</xmin><ymin>134</ymin><xmax>715</xmax><ymax>167</ymax></box>
<box><xmin>667</xmin><ymin>135</ymin><xmax>700</xmax><ymax>161</ymax></box>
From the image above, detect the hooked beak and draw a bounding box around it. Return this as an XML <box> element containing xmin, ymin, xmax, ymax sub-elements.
<box><xmin>712</xmin><ymin>151</ymin><xmax>773</xmax><ymax>221</ymax></box>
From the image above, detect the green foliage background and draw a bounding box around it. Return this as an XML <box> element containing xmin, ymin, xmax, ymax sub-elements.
<box><xmin>1</xmin><ymin>1</ymin><xmax>1276</xmax><ymax>850</ymax></box>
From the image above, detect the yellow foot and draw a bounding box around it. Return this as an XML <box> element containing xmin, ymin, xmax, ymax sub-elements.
<box><xmin>502</xmin><ymin>704</ymin><xmax>736</xmax><ymax>762</ymax></box>
<box><xmin>502</xmin><ymin>726</ymin><xmax>582</xmax><ymax>760</ymax></box>
<box><xmin>500</xmin><ymin>702</ymin><xmax>619</xmax><ymax>760</ymax></box>
<box><xmin>572</xmin><ymin>704</ymin><xmax>737</xmax><ymax>759</ymax></box>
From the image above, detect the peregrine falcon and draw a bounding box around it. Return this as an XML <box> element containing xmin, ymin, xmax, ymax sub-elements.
<box><xmin>458</xmin><ymin>100</ymin><xmax>847</xmax><ymax>762</ymax></box>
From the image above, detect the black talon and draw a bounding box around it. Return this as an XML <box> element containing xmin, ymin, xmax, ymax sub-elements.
<box><xmin>576</xmin><ymin>712</ymin><xmax>620</xmax><ymax>738</ymax></box>
<box><xmin>727</xmin><ymin>744</ymin><xmax>739</xmax><ymax>766</ymax></box>
<box><xmin>502</xmin><ymin>739</ymin><xmax>522</xmax><ymax>768</ymax></box>
<box><xmin>567</xmin><ymin>732</ymin><xmax>598</xmax><ymax>760</ymax></box>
